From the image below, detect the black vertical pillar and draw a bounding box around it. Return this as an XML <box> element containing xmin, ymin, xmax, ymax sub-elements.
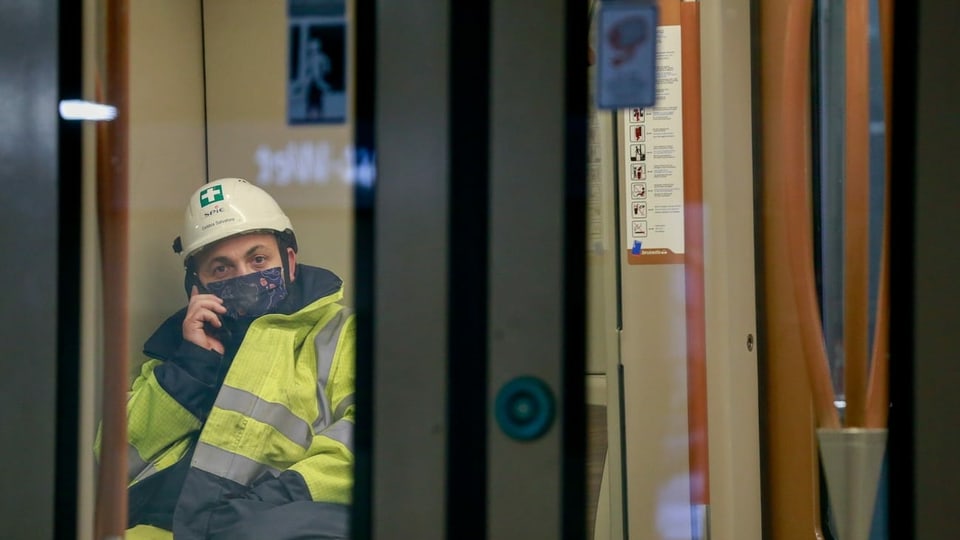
<box><xmin>0</xmin><ymin>0</ymin><xmax>81</xmax><ymax>538</ymax></box>
<box><xmin>889</xmin><ymin>1</ymin><xmax>960</xmax><ymax>539</ymax></box>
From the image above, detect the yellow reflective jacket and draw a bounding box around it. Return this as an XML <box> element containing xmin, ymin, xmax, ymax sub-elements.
<box><xmin>112</xmin><ymin>265</ymin><xmax>354</xmax><ymax>539</ymax></box>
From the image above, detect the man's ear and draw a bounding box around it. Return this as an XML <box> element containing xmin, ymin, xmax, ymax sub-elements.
<box><xmin>286</xmin><ymin>246</ymin><xmax>297</xmax><ymax>282</ymax></box>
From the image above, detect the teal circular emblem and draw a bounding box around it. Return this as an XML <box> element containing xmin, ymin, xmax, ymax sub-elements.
<box><xmin>495</xmin><ymin>376</ymin><xmax>555</xmax><ymax>441</ymax></box>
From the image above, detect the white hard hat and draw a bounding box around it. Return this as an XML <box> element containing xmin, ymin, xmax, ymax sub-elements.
<box><xmin>173</xmin><ymin>178</ymin><xmax>295</xmax><ymax>262</ymax></box>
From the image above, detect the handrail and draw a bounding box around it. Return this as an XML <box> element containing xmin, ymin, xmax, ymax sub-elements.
<box><xmin>866</xmin><ymin>0</ymin><xmax>894</xmax><ymax>429</ymax></box>
<box><xmin>93</xmin><ymin>0</ymin><xmax>130</xmax><ymax>538</ymax></box>
<box><xmin>781</xmin><ymin>0</ymin><xmax>842</xmax><ymax>430</ymax></box>
<box><xmin>844</xmin><ymin>0</ymin><xmax>871</xmax><ymax>428</ymax></box>
<box><xmin>782</xmin><ymin>0</ymin><xmax>892</xmax><ymax>431</ymax></box>
<box><xmin>767</xmin><ymin>0</ymin><xmax>893</xmax><ymax>535</ymax></box>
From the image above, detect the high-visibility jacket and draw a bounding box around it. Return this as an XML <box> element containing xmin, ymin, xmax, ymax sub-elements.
<box><xmin>110</xmin><ymin>265</ymin><xmax>355</xmax><ymax>540</ymax></box>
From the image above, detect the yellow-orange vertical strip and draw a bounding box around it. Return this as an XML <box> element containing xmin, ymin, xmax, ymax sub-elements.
<box><xmin>680</xmin><ymin>0</ymin><xmax>709</xmax><ymax>507</ymax></box>
<box><xmin>844</xmin><ymin>0</ymin><xmax>871</xmax><ymax>428</ymax></box>
<box><xmin>762</xmin><ymin>0</ymin><xmax>833</xmax><ymax>537</ymax></box>
<box><xmin>866</xmin><ymin>0</ymin><xmax>894</xmax><ymax>428</ymax></box>
<box><xmin>94</xmin><ymin>0</ymin><xmax>129</xmax><ymax>538</ymax></box>
<box><xmin>776</xmin><ymin>1</ymin><xmax>842</xmax><ymax>432</ymax></box>
<box><xmin>865</xmin><ymin>189</ymin><xmax>890</xmax><ymax>428</ymax></box>
<box><xmin>781</xmin><ymin>0</ymin><xmax>841</xmax><ymax>431</ymax></box>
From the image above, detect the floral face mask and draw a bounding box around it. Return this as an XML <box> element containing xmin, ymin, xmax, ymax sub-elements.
<box><xmin>202</xmin><ymin>267</ymin><xmax>288</xmax><ymax>319</ymax></box>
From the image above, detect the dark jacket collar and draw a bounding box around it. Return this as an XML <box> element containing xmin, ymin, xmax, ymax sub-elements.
<box><xmin>143</xmin><ymin>265</ymin><xmax>343</xmax><ymax>361</ymax></box>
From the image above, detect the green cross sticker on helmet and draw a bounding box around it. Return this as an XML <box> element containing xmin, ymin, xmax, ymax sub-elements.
<box><xmin>174</xmin><ymin>178</ymin><xmax>296</xmax><ymax>262</ymax></box>
<box><xmin>199</xmin><ymin>184</ymin><xmax>224</xmax><ymax>207</ymax></box>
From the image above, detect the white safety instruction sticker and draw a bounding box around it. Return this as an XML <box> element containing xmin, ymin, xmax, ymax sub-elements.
<box><xmin>622</xmin><ymin>24</ymin><xmax>684</xmax><ymax>259</ymax></box>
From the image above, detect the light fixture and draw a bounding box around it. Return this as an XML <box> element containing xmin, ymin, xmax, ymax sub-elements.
<box><xmin>58</xmin><ymin>100</ymin><xmax>117</xmax><ymax>121</ymax></box>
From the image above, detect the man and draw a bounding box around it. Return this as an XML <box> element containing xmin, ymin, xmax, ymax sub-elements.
<box><xmin>111</xmin><ymin>178</ymin><xmax>354</xmax><ymax>539</ymax></box>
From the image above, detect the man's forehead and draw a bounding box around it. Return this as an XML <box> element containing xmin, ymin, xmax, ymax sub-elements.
<box><xmin>195</xmin><ymin>232</ymin><xmax>279</xmax><ymax>263</ymax></box>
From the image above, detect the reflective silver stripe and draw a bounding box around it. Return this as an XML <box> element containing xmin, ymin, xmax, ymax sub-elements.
<box><xmin>192</xmin><ymin>441</ymin><xmax>281</xmax><ymax>486</ymax></box>
<box><xmin>128</xmin><ymin>444</ymin><xmax>148</xmax><ymax>479</ymax></box>
<box><xmin>313</xmin><ymin>308</ymin><xmax>352</xmax><ymax>432</ymax></box>
<box><xmin>131</xmin><ymin>461</ymin><xmax>158</xmax><ymax>484</ymax></box>
<box><xmin>333</xmin><ymin>393</ymin><xmax>355</xmax><ymax>421</ymax></box>
<box><xmin>128</xmin><ymin>444</ymin><xmax>160</xmax><ymax>483</ymax></box>
<box><xmin>320</xmin><ymin>418</ymin><xmax>354</xmax><ymax>453</ymax></box>
<box><xmin>215</xmin><ymin>385</ymin><xmax>312</xmax><ymax>449</ymax></box>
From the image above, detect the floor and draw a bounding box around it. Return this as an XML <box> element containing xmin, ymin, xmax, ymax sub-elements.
<box><xmin>586</xmin><ymin>405</ymin><xmax>608</xmax><ymax>539</ymax></box>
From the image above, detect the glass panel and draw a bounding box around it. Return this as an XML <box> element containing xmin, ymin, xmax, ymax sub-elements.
<box><xmin>816</xmin><ymin>0</ymin><xmax>847</xmax><ymax>404</ymax></box>
<box><xmin>585</xmin><ymin>3</ymin><xmax>624</xmax><ymax>539</ymax></box>
<box><xmin>587</xmin><ymin>1</ymin><xmax>761</xmax><ymax>538</ymax></box>
<box><xmin>85</xmin><ymin>1</ymin><xmax>358</xmax><ymax>537</ymax></box>
<box><xmin>817</xmin><ymin>0</ymin><xmax>888</xmax><ymax>418</ymax></box>
<box><xmin>814</xmin><ymin>0</ymin><xmax>889</xmax><ymax>537</ymax></box>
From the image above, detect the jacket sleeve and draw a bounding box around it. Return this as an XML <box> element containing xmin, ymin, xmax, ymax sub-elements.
<box><xmin>152</xmin><ymin>340</ymin><xmax>227</xmax><ymax>420</ymax></box>
<box><xmin>117</xmin><ymin>342</ymin><xmax>224</xmax><ymax>482</ymax></box>
<box><xmin>287</xmin><ymin>404</ymin><xmax>355</xmax><ymax>503</ymax></box>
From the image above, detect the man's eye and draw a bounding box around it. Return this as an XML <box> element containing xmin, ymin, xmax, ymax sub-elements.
<box><xmin>253</xmin><ymin>255</ymin><xmax>268</xmax><ymax>264</ymax></box>
<box><xmin>212</xmin><ymin>265</ymin><xmax>228</xmax><ymax>275</ymax></box>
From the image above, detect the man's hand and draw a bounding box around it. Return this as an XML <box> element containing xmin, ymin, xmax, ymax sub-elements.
<box><xmin>183</xmin><ymin>285</ymin><xmax>227</xmax><ymax>354</ymax></box>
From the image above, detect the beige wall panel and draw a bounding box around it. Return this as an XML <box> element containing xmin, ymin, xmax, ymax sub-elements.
<box><xmin>617</xmin><ymin>1</ymin><xmax>762</xmax><ymax>538</ymax></box>
<box><xmin>203</xmin><ymin>0</ymin><xmax>355</xmax><ymax>302</ymax></box>
<box><xmin>127</xmin><ymin>0</ymin><xmax>207</xmax><ymax>371</ymax></box>
<box><xmin>620</xmin><ymin>261</ymin><xmax>693</xmax><ymax>539</ymax></box>
<box><xmin>699</xmin><ymin>0</ymin><xmax>762</xmax><ymax>538</ymax></box>
<box><xmin>617</xmin><ymin>3</ymin><xmax>692</xmax><ymax>538</ymax></box>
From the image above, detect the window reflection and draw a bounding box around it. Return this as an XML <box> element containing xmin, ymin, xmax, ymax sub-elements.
<box><xmin>90</xmin><ymin>1</ymin><xmax>357</xmax><ymax>538</ymax></box>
